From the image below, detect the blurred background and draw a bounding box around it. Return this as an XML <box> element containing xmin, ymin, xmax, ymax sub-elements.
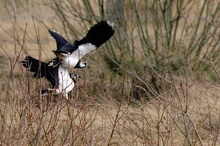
<box><xmin>1</xmin><ymin>0</ymin><xmax>220</xmax><ymax>145</ymax></box>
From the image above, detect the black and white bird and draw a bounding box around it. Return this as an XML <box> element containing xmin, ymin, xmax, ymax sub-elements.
<box><xmin>21</xmin><ymin>21</ymin><xmax>114</xmax><ymax>99</ymax></box>
<box><xmin>48</xmin><ymin>20</ymin><xmax>115</xmax><ymax>68</ymax></box>
<box><xmin>22</xmin><ymin>55</ymin><xmax>79</xmax><ymax>99</ymax></box>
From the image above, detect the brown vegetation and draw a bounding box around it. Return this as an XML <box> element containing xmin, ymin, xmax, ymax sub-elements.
<box><xmin>0</xmin><ymin>0</ymin><xmax>220</xmax><ymax>145</ymax></box>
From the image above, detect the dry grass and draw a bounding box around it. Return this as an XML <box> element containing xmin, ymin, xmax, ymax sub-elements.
<box><xmin>1</xmin><ymin>0</ymin><xmax>220</xmax><ymax>146</ymax></box>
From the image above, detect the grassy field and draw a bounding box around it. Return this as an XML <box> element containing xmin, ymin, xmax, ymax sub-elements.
<box><xmin>1</xmin><ymin>0</ymin><xmax>220</xmax><ymax>145</ymax></box>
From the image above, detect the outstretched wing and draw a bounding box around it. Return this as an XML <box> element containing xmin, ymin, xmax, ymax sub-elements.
<box><xmin>79</xmin><ymin>21</ymin><xmax>115</xmax><ymax>48</ymax></box>
<box><xmin>22</xmin><ymin>55</ymin><xmax>58</xmax><ymax>87</ymax></box>
<box><xmin>71</xmin><ymin>21</ymin><xmax>115</xmax><ymax>58</ymax></box>
<box><xmin>69</xmin><ymin>21</ymin><xmax>115</xmax><ymax>60</ymax></box>
<box><xmin>48</xmin><ymin>29</ymin><xmax>75</xmax><ymax>52</ymax></box>
<box><xmin>22</xmin><ymin>55</ymin><xmax>47</xmax><ymax>78</ymax></box>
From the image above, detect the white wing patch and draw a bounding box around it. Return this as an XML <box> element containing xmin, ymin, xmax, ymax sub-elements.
<box><xmin>64</xmin><ymin>43</ymin><xmax>96</xmax><ymax>68</ymax></box>
<box><xmin>77</xmin><ymin>43</ymin><xmax>96</xmax><ymax>59</ymax></box>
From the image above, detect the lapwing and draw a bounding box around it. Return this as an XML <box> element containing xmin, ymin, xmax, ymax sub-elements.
<box><xmin>22</xmin><ymin>55</ymin><xmax>79</xmax><ymax>99</ymax></box>
<box><xmin>48</xmin><ymin>20</ymin><xmax>115</xmax><ymax>68</ymax></box>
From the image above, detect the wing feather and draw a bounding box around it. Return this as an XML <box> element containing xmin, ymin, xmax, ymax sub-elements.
<box><xmin>22</xmin><ymin>56</ymin><xmax>47</xmax><ymax>78</ymax></box>
<box><xmin>48</xmin><ymin>21</ymin><xmax>114</xmax><ymax>68</ymax></box>
<box><xmin>71</xmin><ymin>21</ymin><xmax>115</xmax><ymax>58</ymax></box>
<box><xmin>77</xmin><ymin>21</ymin><xmax>115</xmax><ymax>48</ymax></box>
<box><xmin>48</xmin><ymin>29</ymin><xmax>75</xmax><ymax>53</ymax></box>
<box><xmin>22</xmin><ymin>55</ymin><xmax>58</xmax><ymax>88</ymax></box>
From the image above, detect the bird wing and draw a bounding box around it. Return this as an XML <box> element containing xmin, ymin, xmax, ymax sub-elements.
<box><xmin>22</xmin><ymin>55</ymin><xmax>47</xmax><ymax>78</ymax></box>
<box><xmin>22</xmin><ymin>55</ymin><xmax>58</xmax><ymax>88</ymax></box>
<box><xmin>79</xmin><ymin>21</ymin><xmax>115</xmax><ymax>48</ymax></box>
<box><xmin>70</xmin><ymin>43</ymin><xmax>96</xmax><ymax>60</ymax></box>
<box><xmin>48</xmin><ymin>29</ymin><xmax>75</xmax><ymax>53</ymax></box>
<box><xmin>52</xmin><ymin>21</ymin><xmax>114</xmax><ymax>56</ymax></box>
<box><xmin>71</xmin><ymin>21</ymin><xmax>115</xmax><ymax>58</ymax></box>
<box><xmin>48</xmin><ymin>65</ymin><xmax>59</xmax><ymax>88</ymax></box>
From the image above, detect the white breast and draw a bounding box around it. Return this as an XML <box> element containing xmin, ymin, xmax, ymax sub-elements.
<box><xmin>58</xmin><ymin>66</ymin><xmax>75</xmax><ymax>99</ymax></box>
<box><xmin>62</xmin><ymin>55</ymin><xmax>79</xmax><ymax>68</ymax></box>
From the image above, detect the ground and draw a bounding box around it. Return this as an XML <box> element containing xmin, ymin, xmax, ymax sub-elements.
<box><xmin>0</xmin><ymin>0</ymin><xmax>220</xmax><ymax>145</ymax></box>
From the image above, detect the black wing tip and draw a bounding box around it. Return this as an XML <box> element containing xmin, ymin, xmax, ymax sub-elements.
<box><xmin>48</xmin><ymin>29</ymin><xmax>62</xmax><ymax>39</ymax></box>
<box><xmin>22</xmin><ymin>55</ymin><xmax>29</xmax><ymax>60</ymax></box>
<box><xmin>48</xmin><ymin>29</ymin><xmax>59</xmax><ymax>34</ymax></box>
<box><xmin>96</xmin><ymin>20</ymin><xmax>115</xmax><ymax>32</ymax></box>
<box><xmin>21</xmin><ymin>55</ymin><xmax>34</xmax><ymax>70</ymax></box>
<box><xmin>79</xmin><ymin>20</ymin><xmax>115</xmax><ymax>47</ymax></box>
<box><xmin>21</xmin><ymin>55</ymin><xmax>30</xmax><ymax>67</ymax></box>
<box><xmin>106</xmin><ymin>20</ymin><xmax>114</xmax><ymax>30</ymax></box>
<box><xmin>21</xmin><ymin>55</ymin><xmax>46</xmax><ymax>78</ymax></box>
<box><xmin>48</xmin><ymin>29</ymin><xmax>54</xmax><ymax>35</ymax></box>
